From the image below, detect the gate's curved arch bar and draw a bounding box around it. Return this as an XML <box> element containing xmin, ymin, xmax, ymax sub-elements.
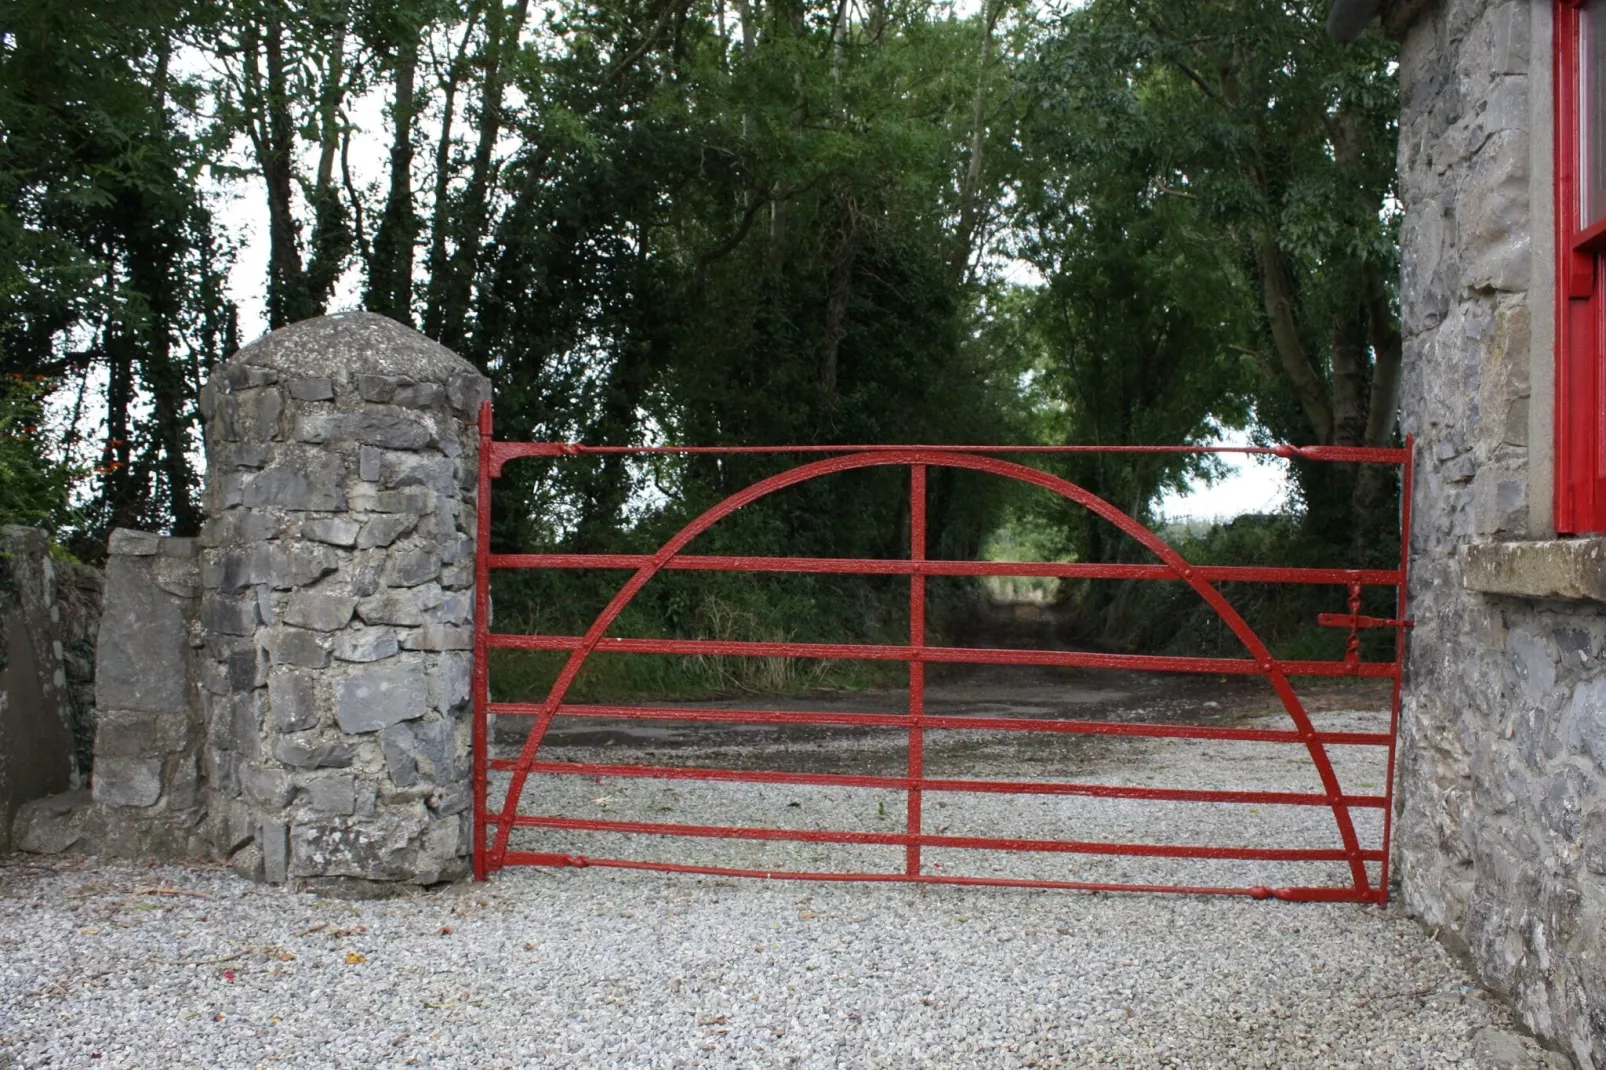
<box><xmin>482</xmin><ymin>447</ymin><xmax>1371</xmax><ymax>892</ymax></box>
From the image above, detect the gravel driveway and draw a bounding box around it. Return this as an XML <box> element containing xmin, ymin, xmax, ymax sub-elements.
<box><xmin>0</xmin><ymin>854</ymin><xmax>1551</xmax><ymax>1069</ymax></box>
<box><xmin>0</xmin><ymin>672</ymin><xmax>1568</xmax><ymax>1068</ymax></box>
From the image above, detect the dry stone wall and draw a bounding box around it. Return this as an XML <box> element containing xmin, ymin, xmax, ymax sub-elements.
<box><xmin>1394</xmin><ymin>1</ymin><xmax>1605</xmax><ymax>1064</ymax></box>
<box><xmin>0</xmin><ymin>526</ymin><xmax>101</xmax><ymax>853</ymax></box>
<box><xmin>196</xmin><ymin>312</ymin><xmax>488</xmax><ymax>889</ymax></box>
<box><xmin>15</xmin><ymin>529</ymin><xmax>212</xmax><ymax>859</ymax></box>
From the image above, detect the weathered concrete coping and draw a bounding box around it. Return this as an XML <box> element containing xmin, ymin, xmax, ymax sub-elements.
<box><xmin>1460</xmin><ymin>537</ymin><xmax>1606</xmax><ymax>602</ymax></box>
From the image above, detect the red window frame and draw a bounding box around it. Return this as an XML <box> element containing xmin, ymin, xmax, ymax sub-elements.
<box><xmin>1556</xmin><ymin>0</ymin><xmax>1606</xmax><ymax>532</ymax></box>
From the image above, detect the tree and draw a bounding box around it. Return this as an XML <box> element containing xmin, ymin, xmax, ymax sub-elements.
<box><xmin>0</xmin><ymin>0</ymin><xmax>232</xmax><ymax>551</ymax></box>
<box><xmin>1022</xmin><ymin>0</ymin><xmax>1401</xmax><ymax>538</ymax></box>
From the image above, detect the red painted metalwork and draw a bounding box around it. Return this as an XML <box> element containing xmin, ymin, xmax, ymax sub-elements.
<box><xmin>472</xmin><ymin>400</ymin><xmax>1415</xmax><ymax>902</ymax></box>
<box><xmin>1555</xmin><ymin>0</ymin><xmax>1606</xmax><ymax>532</ymax></box>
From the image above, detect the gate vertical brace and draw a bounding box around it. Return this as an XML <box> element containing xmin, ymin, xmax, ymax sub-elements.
<box><xmin>1377</xmin><ymin>434</ymin><xmax>1415</xmax><ymax>903</ymax></box>
<box><xmin>906</xmin><ymin>464</ymin><xmax>928</xmax><ymax>876</ymax></box>
<box><xmin>472</xmin><ymin>400</ymin><xmax>494</xmax><ymax>881</ymax></box>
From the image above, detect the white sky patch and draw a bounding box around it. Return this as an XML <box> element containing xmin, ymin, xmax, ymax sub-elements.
<box><xmin>1156</xmin><ymin>431</ymin><xmax>1292</xmax><ymax>522</ymax></box>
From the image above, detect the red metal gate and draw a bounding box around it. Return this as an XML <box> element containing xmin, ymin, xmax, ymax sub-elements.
<box><xmin>472</xmin><ymin>401</ymin><xmax>1413</xmax><ymax>903</ymax></box>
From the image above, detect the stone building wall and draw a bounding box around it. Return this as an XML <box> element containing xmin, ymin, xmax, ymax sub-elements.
<box><xmin>1393</xmin><ymin>1</ymin><xmax>1605</xmax><ymax>1064</ymax></box>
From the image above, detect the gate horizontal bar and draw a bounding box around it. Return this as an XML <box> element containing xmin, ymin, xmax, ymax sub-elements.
<box><xmin>507</xmin><ymin>813</ymin><xmax>1385</xmax><ymax>862</ymax></box>
<box><xmin>488</xmin><ymin>553</ymin><xmax>1403</xmax><ymax>587</ymax></box>
<box><xmin>486</xmin><ymin>758</ymin><xmax>1389</xmax><ymax>808</ymax></box>
<box><xmin>496</xmin><ymin>852</ymin><xmax>1382</xmax><ymax>902</ymax></box>
<box><xmin>488</xmin><ymin>634</ymin><xmax>1400</xmax><ymax>678</ymax></box>
<box><xmin>489</xmin><ymin>701</ymin><xmax>1393</xmax><ymax>746</ymax></box>
<box><xmin>491</xmin><ymin>441</ymin><xmax>1410</xmax><ymax>463</ymax></box>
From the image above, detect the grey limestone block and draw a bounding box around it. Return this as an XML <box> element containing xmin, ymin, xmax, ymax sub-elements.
<box><xmin>229</xmin><ymin>692</ymin><xmax>263</xmax><ymax>760</ymax></box>
<box><xmin>447</xmin><ymin>373</ymin><xmax>490</xmax><ymax>418</ymax></box>
<box><xmin>295</xmin><ymin>409</ymin><xmax>433</xmax><ymax>450</ymax></box>
<box><xmin>382</xmin><ymin>453</ymin><xmax>457</xmax><ymax>492</ymax></box>
<box><xmin>12</xmin><ymin>790</ymin><xmax>92</xmax><ymax>854</ymax></box>
<box><xmin>380</xmin><ymin>718</ymin><xmax>462</xmax><ymax>790</ymax></box>
<box><xmin>268</xmin><ymin>543</ymin><xmax>341</xmax><ymax>589</ymax></box>
<box><xmin>426</xmin><ymin>591</ymin><xmax>472</xmax><ymax>626</ymax></box>
<box><xmin>357</xmin><ymin>375</ymin><xmax>445</xmax><ymax>410</ymax></box>
<box><xmin>1566</xmin><ymin>677</ymin><xmax>1606</xmax><ymax>772</ymax></box>
<box><xmin>108</xmin><ymin>529</ymin><xmax>161</xmax><ymax>556</ymax></box>
<box><xmin>201</xmin><ymin>591</ymin><xmax>259</xmax><ymax>636</ymax></box>
<box><xmin>97</xmin><ymin>553</ymin><xmax>195</xmax><ymax>716</ymax></box>
<box><xmin>372</xmin><ymin>487</ymin><xmax>435</xmax><ymax>514</ymax></box>
<box><xmin>165</xmin><ymin>751</ymin><xmax>201</xmax><ymax>810</ymax></box>
<box><xmin>267</xmin><ymin>668</ymin><xmax>318</xmax><ymax>732</ymax></box>
<box><xmin>274</xmin><ymin>735</ymin><xmax>356</xmax><ymax>769</ymax></box>
<box><xmin>428</xmin><ymin>653</ymin><xmax>473</xmax><ymax>717</ymax></box>
<box><xmin>94</xmin><ymin>708</ymin><xmax>188</xmax><ymax>759</ymax></box>
<box><xmin>401</xmin><ymin>625</ymin><xmax>471</xmax><ymax>652</ymax></box>
<box><xmin>336</xmin><ymin>657</ymin><xmax>427</xmax><ymax>733</ymax></box>
<box><xmin>380</xmin><ymin>725</ymin><xmax>421</xmax><ymax>788</ymax></box>
<box><xmin>239</xmin><ymin>763</ymin><xmax>294</xmax><ymax>810</ymax></box>
<box><xmin>206</xmin><ymin>747</ymin><xmax>240</xmax><ymax>799</ymax></box>
<box><xmin>287</xmin><ymin>377</ymin><xmax>334</xmax><ymax>401</ymax></box>
<box><xmin>261</xmin><ymin>819</ymin><xmax>290</xmax><ymax>883</ymax></box>
<box><xmin>223</xmin><ymin>363</ymin><xmax>278</xmax><ymax>389</ymax></box>
<box><xmin>356</xmin><ymin>585</ymin><xmax>442</xmax><ymax>627</ymax></box>
<box><xmin>333</xmin><ymin>626</ymin><xmax>399</xmax><ymax>664</ymax></box>
<box><xmin>281</xmin><ymin>590</ymin><xmax>357</xmax><ymax>632</ymax></box>
<box><xmin>263</xmin><ymin>626</ymin><xmax>331</xmax><ymax>669</ymax></box>
<box><xmin>240</xmin><ymin>460</ymin><xmax>347</xmax><ymax>512</ymax></box>
<box><xmin>302</xmin><ymin>774</ymin><xmax>357</xmax><ymax>816</ymax></box>
<box><xmin>92</xmin><ymin>757</ymin><xmax>164</xmax><ymax>808</ymax></box>
<box><xmin>302</xmin><ymin>516</ymin><xmax>360</xmax><ymax>547</ymax></box>
<box><xmin>357</xmin><ymin>515</ymin><xmax>417</xmax><ymax>550</ymax></box>
<box><xmin>288</xmin><ymin>811</ymin><xmax>416</xmax><ymax>881</ymax></box>
<box><xmin>385</xmin><ymin>547</ymin><xmax>441</xmax><ymax>587</ymax></box>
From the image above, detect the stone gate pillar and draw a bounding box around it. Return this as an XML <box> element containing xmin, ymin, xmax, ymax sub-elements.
<box><xmin>197</xmin><ymin>312</ymin><xmax>488</xmax><ymax>888</ymax></box>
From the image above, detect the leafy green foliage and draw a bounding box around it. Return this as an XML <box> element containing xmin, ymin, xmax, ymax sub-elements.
<box><xmin>0</xmin><ymin>0</ymin><xmax>230</xmax><ymax>554</ymax></box>
<box><xmin>0</xmin><ymin>375</ymin><xmax>79</xmax><ymax>531</ymax></box>
<box><xmin>1017</xmin><ymin>0</ymin><xmax>1401</xmax><ymax>539</ymax></box>
<box><xmin>7</xmin><ymin>0</ymin><xmax>1406</xmax><ymax>675</ymax></box>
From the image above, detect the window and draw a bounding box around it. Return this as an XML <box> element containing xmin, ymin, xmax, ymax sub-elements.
<box><xmin>1556</xmin><ymin>0</ymin><xmax>1606</xmax><ymax>532</ymax></box>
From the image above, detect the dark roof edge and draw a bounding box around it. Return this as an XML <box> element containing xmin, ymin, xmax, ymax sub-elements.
<box><xmin>1327</xmin><ymin>0</ymin><xmax>1386</xmax><ymax>42</ymax></box>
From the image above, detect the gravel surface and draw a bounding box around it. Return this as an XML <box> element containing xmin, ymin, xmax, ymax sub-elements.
<box><xmin>0</xmin><ymin>854</ymin><xmax>1527</xmax><ymax>1069</ymax></box>
<box><xmin>0</xmin><ymin>682</ymin><xmax>1553</xmax><ymax>1068</ymax></box>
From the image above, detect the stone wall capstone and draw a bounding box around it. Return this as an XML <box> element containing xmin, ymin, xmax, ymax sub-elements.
<box><xmin>1395</xmin><ymin>1</ymin><xmax>1605</xmax><ymax>1065</ymax></box>
<box><xmin>196</xmin><ymin>312</ymin><xmax>488</xmax><ymax>890</ymax></box>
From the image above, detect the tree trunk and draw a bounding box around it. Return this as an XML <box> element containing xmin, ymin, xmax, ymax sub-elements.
<box><xmin>1328</xmin><ymin>313</ymin><xmax>1368</xmax><ymax>447</ymax></box>
<box><xmin>306</xmin><ymin>18</ymin><xmax>351</xmax><ymax>311</ymax></box>
<box><xmin>366</xmin><ymin>35</ymin><xmax>420</xmax><ymax>325</ymax></box>
<box><xmin>820</xmin><ymin>190</ymin><xmax>859</xmax><ymax>415</ymax></box>
<box><xmin>421</xmin><ymin>9</ymin><xmax>480</xmax><ymax>339</ymax></box>
<box><xmin>258</xmin><ymin>9</ymin><xmax>312</xmax><ymax>328</ymax></box>
<box><xmin>1363</xmin><ymin>278</ymin><xmax>1402</xmax><ymax>447</ymax></box>
<box><xmin>1254</xmin><ymin>237</ymin><xmax>1333</xmax><ymax>444</ymax></box>
<box><xmin>953</xmin><ymin>0</ymin><xmax>1002</xmax><ymax>279</ymax></box>
<box><xmin>434</xmin><ymin>0</ymin><xmax>530</xmax><ymax>352</ymax></box>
